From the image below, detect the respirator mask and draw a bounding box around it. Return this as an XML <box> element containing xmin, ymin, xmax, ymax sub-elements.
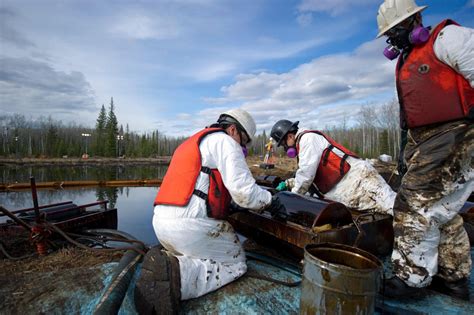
<box><xmin>283</xmin><ymin>143</ymin><xmax>297</xmax><ymax>158</ymax></box>
<box><xmin>383</xmin><ymin>17</ymin><xmax>430</xmax><ymax>60</ymax></box>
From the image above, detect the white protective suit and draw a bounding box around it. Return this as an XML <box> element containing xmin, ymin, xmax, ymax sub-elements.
<box><xmin>291</xmin><ymin>128</ymin><xmax>396</xmax><ymax>215</ymax></box>
<box><xmin>433</xmin><ymin>24</ymin><xmax>474</xmax><ymax>87</ymax></box>
<box><xmin>153</xmin><ymin>132</ymin><xmax>272</xmax><ymax>300</ymax></box>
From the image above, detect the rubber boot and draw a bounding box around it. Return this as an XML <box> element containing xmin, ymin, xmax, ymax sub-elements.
<box><xmin>429</xmin><ymin>276</ymin><xmax>470</xmax><ymax>301</ymax></box>
<box><xmin>382</xmin><ymin>276</ymin><xmax>425</xmax><ymax>299</ymax></box>
<box><xmin>134</xmin><ymin>246</ymin><xmax>181</xmax><ymax>314</ymax></box>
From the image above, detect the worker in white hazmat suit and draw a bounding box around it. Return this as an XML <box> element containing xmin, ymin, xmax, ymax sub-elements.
<box><xmin>270</xmin><ymin>120</ymin><xmax>396</xmax><ymax>216</ymax></box>
<box><xmin>376</xmin><ymin>0</ymin><xmax>473</xmax><ymax>300</ymax></box>
<box><xmin>135</xmin><ymin>108</ymin><xmax>287</xmax><ymax>314</ymax></box>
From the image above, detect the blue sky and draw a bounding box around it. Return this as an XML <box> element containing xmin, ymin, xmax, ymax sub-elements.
<box><xmin>1</xmin><ymin>0</ymin><xmax>473</xmax><ymax>136</ymax></box>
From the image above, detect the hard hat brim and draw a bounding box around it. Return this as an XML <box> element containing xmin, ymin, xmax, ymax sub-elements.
<box><xmin>275</xmin><ymin>121</ymin><xmax>299</xmax><ymax>147</ymax></box>
<box><xmin>376</xmin><ymin>5</ymin><xmax>427</xmax><ymax>38</ymax></box>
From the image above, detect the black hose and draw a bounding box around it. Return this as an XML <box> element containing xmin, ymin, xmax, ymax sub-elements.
<box><xmin>0</xmin><ymin>241</ymin><xmax>36</xmax><ymax>260</ymax></box>
<box><xmin>93</xmin><ymin>231</ymin><xmax>146</xmax><ymax>315</ymax></box>
<box><xmin>45</xmin><ymin>222</ymin><xmax>145</xmax><ymax>255</ymax></box>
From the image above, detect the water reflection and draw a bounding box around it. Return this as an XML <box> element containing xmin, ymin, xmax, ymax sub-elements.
<box><xmin>0</xmin><ymin>187</ymin><xmax>160</xmax><ymax>245</ymax></box>
<box><xmin>0</xmin><ymin>164</ymin><xmax>169</xmax><ymax>183</ymax></box>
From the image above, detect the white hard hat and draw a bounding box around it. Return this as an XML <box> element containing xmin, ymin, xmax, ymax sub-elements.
<box><xmin>218</xmin><ymin>108</ymin><xmax>257</xmax><ymax>143</ymax></box>
<box><xmin>376</xmin><ymin>0</ymin><xmax>427</xmax><ymax>38</ymax></box>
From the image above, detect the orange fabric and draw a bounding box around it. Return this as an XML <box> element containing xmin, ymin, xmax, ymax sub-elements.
<box><xmin>154</xmin><ymin>128</ymin><xmax>231</xmax><ymax>218</ymax></box>
<box><xmin>297</xmin><ymin>131</ymin><xmax>358</xmax><ymax>194</ymax></box>
<box><xmin>396</xmin><ymin>19</ymin><xmax>474</xmax><ymax>128</ymax></box>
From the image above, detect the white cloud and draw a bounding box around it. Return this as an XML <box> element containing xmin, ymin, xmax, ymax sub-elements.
<box><xmin>298</xmin><ymin>0</ymin><xmax>378</xmax><ymax>16</ymax></box>
<box><xmin>110</xmin><ymin>12</ymin><xmax>181</xmax><ymax>40</ymax></box>
<box><xmin>204</xmin><ymin>38</ymin><xmax>396</xmax><ymax>132</ymax></box>
<box><xmin>0</xmin><ymin>57</ymin><xmax>97</xmax><ymax>118</ymax></box>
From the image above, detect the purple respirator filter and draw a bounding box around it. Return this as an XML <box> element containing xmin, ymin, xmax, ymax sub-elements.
<box><xmin>242</xmin><ymin>146</ymin><xmax>248</xmax><ymax>157</ymax></box>
<box><xmin>286</xmin><ymin>147</ymin><xmax>297</xmax><ymax>158</ymax></box>
<box><xmin>383</xmin><ymin>45</ymin><xmax>400</xmax><ymax>60</ymax></box>
<box><xmin>409</xmin><ymin>25</ymin><xmax>430</xmax><ymax>45</ymax></box>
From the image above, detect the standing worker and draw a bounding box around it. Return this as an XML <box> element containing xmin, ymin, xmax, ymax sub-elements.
<box><xmin>270</xmin><ymin>120</ymin><xmax>396</xmax><ymax>216</ymax></box>
<box><xmin>263</xmin><ymin>137</ymin><xmax>275</xmax><ymax>165</ymax></box>
<box><xmin>135</xmin><ymin>108</ymin><xmax>286</xmax><ymax>314</ymax></box>
<box><xmin>376</xmin><ymin>0</ymin><xmax>473</xmax><ymax>299</ymax></box>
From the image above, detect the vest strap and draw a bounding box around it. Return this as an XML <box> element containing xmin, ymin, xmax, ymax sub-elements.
<box><xmin>310</xmin><ymin>183</ymin><xmax>325</xmax><ymax>199</ymax></box>
<box><xmin>340</xmin><ymin>154</ymin><xmax>349</xmax><ymax>176</ymax></box>
<box><xmin>193</xmin><ymin>189</ymin><xmax>213</xmax><ymax>218</ymax></box>
<box><xmin>201</xmin><ymin>166</ymin><xmax>211</xmax><ymax>174</ymax></box>
<box><xmin>322</xmin><ymin>144</ymin><xmax>334</xmax><ymax>166</ymax></box>
<box><xmin>201</xmin><ymin>166</ymin><xmax>221</xmax><ymax>197</ymax></box>
<box><xmin>193</xmin><ymin>189</ymin><xmax>208</xmax><ymax>200</ymax></box>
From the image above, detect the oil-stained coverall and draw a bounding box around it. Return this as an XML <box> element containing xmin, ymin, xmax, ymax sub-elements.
<box><xmin>292</xmin><ymin>127</ymin><xmax>396</xmax><ymax>216</ymax></box>
<box><xmin>392</xmin><ymin>24</ymin><xmax>473</xmax><ymax>287</ymax></box>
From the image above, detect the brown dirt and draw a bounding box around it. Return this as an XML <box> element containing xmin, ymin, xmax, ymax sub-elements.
<box><xmin>247</xmin><ymin>156</ymin><xmax>298</xmax><ymax>179</ymax></box>
<box><xmin>1</xmin><ymin>247</ymin><xmax>122</xmax><ymax>274</ymax></box>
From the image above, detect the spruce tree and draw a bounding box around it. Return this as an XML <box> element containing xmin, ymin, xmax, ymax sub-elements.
<box><xmin>94</xmin><ymin>104</ymin><xmax>107</xmax><ymax>156</ymax></box>
<box><xmin>105</xmin><ymin>97</ymin><xmax>119</xmax><ymax>157</ymax></box>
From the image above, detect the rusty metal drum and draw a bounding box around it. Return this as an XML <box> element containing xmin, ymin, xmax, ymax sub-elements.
<box><xmin>300</xmin><ymin>243</ymin><xmax>382</xmax><ymax>315</ymax></box>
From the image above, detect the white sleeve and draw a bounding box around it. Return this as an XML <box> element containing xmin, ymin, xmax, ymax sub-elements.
<box><xmin>207</xmin><ymin>134</ymin><xmax>272</xmax><ymax>210</ymax></box>
<box><xmin>433</xmin><ymin>24</ymin><xmax>474</xmax><ymax>87</ymax></box>
<box><xmin>291</xmin><ymin>133</ymin><xmax>328</xmax><ymax>195</ymax></box>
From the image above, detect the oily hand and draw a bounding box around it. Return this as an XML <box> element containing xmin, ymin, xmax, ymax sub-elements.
<box><xmin>266</xmin><ymin>196</ymin><xmax>288</xmax><ymax>222</ymax></box>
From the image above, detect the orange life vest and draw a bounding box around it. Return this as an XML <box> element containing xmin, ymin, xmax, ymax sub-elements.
<box><xmin>296</xmin><ymin>131</ymin><xmax>359</xmax><ymax>194</ymax></box>
<box><xmin>154</xmin><ymin>128</ymin><xmax>232</xmax><ymax>220</ymax></box>
<box><xmin>396</xmin><ymin>19</ymin><xmax>474</xmax><ymax>129</ymax></box>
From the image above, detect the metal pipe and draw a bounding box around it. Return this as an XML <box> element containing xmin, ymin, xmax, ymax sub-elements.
<box><xmin>0</xmin><ymin>201</ymin><xmax>73</xmax><ymax>216</ymax></box>
<box><xmin>0</xmin><ymin>206</ymin><xmax>33</xmax><ymax>232</ymax></box>
<box><xmin>30</xmin><ymin>176</ymin><xmax>40</xmax><ymax>223</ymax></box>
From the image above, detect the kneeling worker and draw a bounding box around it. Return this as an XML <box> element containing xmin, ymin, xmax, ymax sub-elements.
<box><xmin>271</xmin><ymin>119</ymin><xmax>396</xmax><ymax>216</ymax></box>
<box><xmin>135</xmin><ymin>108</ymin><xmax>286</xmax><ymax>314</ymax></box>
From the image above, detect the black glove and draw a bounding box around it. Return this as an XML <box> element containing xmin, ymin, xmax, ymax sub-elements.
<box><xmin>397</xmin><ymin>129</ymin><xmax>408</xmax><ymax>177</ymax></box>
<box><xmin>266</xmin><ymin>196</ymin><xmax>288</xmax><ymax>222</ymax></box>
<box><xmin>229</xmin><ymin>200</ymin><xmax>248</xmax><ymax>213</ymax></box>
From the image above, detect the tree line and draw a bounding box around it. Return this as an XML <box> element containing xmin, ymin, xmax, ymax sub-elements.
<box><xmin>0</xmin><ymin>99</ymin><xmax>402</xmax><ymax>160</ymax></box>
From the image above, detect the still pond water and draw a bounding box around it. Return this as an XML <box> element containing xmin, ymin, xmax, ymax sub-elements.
<box><xmin>0</xmin><ymin>164</ymin><xmax>170</xmax><ymax>245</ymax></box>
